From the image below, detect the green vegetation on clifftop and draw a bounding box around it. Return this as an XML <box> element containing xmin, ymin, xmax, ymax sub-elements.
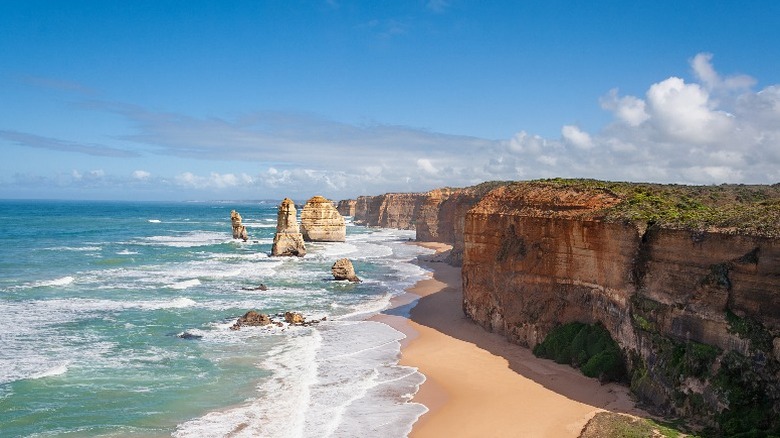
<box><xmin>533</xmin><ymin>178</ymin><xmax>780</xmax><ymax>237</ymax></box>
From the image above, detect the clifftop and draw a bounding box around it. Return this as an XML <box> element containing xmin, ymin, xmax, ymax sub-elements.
<box><xmin>529</xmin><ymin>178</ymin><xmax>780</xmax><ymax>237</ymax></box>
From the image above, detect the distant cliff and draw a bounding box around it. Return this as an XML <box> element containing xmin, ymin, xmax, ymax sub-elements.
<box><xmin>341</xmin><ymin>179</ymin><xmax>780</xmax><ymax>433</ymax></box>
<box><xmin>351</xmin><ymin>193</ymin><xmax>425</xmax><ymax>230</ymax></box>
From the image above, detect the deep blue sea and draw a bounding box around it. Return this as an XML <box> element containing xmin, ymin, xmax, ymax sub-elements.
<box><xmin>0</xmin><ymin>200</ymin><xmax>431</xmax><ymax>437</ymax></box>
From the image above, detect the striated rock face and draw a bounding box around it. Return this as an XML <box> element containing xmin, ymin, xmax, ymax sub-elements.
<box><xmin>461</xmin><ymin>182</ymin><xmax>780</xmax><ymax>429</ymax></box>
<box><xmin>271</xmin><ymin>198</ymin><xmax>306</xmax><ymax>257</ymax></box>
<box><xmin>230</xmin><ymin>210</ymin><xmax>249</xmax><ymax>241</ymax></box>
<box><xmin>336</xmin><ymin>199</ymin><xmax>356</xmax><ymax>217</ymax></box>
<box><xmin>300</xmin><ymin>196</ymin><xmax>346</xmax><ymax>242</ymax></box>
<box><xmin>416</xmin><ymin>182</ymin><xmax>510</xmax><ymax>265</ymax></box>
<box><xmin>331</xmin><ymin>258</ymin><xmax>360</xmax><ymax>282</ymax></box>
<box><xmin>352</xmin><ymin>193</ymin><xmax>425</xmax><ymax>229</ymax></box>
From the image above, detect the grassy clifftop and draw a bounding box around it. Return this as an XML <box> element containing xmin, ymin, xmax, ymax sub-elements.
<box><xmin>526</xmin><ymin>178</ymin><xmax>780</xmax><ymax>237</ymax></box>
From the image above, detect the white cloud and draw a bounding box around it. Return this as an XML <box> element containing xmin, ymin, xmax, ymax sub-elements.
<box><xmin>691</xmin><ymin>53</ymin><xmax>755</xmax><ymax>92</ymax></box>
<box><xmin>417</xmin><ymin>158</ymin><xmax>439</xmax><ymax>174</ymax></box>
<box><xmin>132</xmin><ymin>170</ymin><xmax>151</xmax><ymax>180</ymax></box>
<box><xmin>645</xmin><ymin>76</ymin><xmax>732</xmax><ymax>144</ymax></box>
<box><xmin>175</xmin><ymin>171</ymin><xmax>254</xmax><ymax>189</ymax></box>
<box><xmin>561</xmin><ymin>125</ymin><xmax>594</xmax><ymax>149</ymax></box>
<box><xmin>600</xmin><ymin>89</ymin><xmax>650</xmax><ymax>126</ymax></box>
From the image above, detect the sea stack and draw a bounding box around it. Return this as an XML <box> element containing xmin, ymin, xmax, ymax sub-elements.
<box><xmin>300</xmin><ymin>195</ymin><xmax>346</xmax><ymax>242</ymax></box>
<box><xmin>271</xmin><ymin>198</ymin><xmax>306</xmax><ymax>257</ymax></box>
<box><xmin>230</xmin><ymin>210</ymin><xmax>248</xmax><ymax>241</ymax></box>
<box><xmin>331</xmin><ymin>258</ymin><xmax>360</xmax><ymax>282</ymax></box>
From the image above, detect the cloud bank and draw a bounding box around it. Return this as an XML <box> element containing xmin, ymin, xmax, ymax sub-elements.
<box><xmin>3</xmin><ymin>53</ymin><xmax>778</xmax><ymax>199</ymax></box>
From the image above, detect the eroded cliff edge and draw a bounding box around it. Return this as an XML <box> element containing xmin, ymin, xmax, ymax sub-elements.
<box><xmin>462</xmin><ymin>181</ymin><xmax>780</xmax><ymax>433</ymax></box>
<box><xmin>342</xmin><ymin>179</ymin><xmax>780</xmax><ymax>433</ymax></box>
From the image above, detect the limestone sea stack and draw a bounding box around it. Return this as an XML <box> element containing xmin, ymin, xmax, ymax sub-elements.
<box><xmin>331</xmin><ymin>258</ymin><xmax>360</xmax><ymax>282</ymax></box>
<box><xmin>300</xmin><ymin>195</ymin><xmax>346</xmax><ymax>242</ymax></box>
<box><xmin>230</xmin><ymin>210</ymin><xmax>249</xmax><ymax>241</ymax></box>
<box><xmin>271</xmin><ymin>198</ymin><xmax>306</xmax><ymax>257</ymax></box>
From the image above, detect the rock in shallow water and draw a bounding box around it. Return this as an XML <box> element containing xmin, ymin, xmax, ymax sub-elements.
<box><xmin>331</xmin><ymin>258</ymin><xmax>361</xmax><ymax>282</ymax></box>
<box><xmin>230</xmin><ymin>310</ymin><xmax>272</xmax><ymax>330</ymax></box>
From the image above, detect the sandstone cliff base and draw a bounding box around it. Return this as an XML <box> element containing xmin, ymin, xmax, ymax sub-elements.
<box><xmin>376</xmin><ymin>242</ymin><xmax>646</xmax><ymax>438</ymax></box>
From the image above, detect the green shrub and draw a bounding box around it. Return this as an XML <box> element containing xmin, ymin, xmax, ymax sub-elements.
<box><xmin>533</xmin><ymin>322</ymin><xmax>626</xmax><ymax>382</ymax></box>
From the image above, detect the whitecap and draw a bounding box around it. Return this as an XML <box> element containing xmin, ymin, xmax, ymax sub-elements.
<box><xmin>148</xmin><ymin>219</ymin><xmax>161</xmax><ymax>223</ymax></box>
<box><xmin>29</xmin><ymin>362</ymin><xmax>69</xmax><ymax>379</ymax></box>
<box><xmin>169</xmin><ymin>279</ymin><xmax>201</xmax><ymax>290</ymax></box>
<box><xmin>36</xmin><ymin>276</ymin><xmax>75</xmax><ymax>287</ymax></box>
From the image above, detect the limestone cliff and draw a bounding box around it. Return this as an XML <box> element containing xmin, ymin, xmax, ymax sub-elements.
<box><xmin>461</xmin><ymin>181</ymin><xmax>780</xmax><ymax>432</ymax></box>
<box><xmin>341</xmin><ymin>179</ymin><xmax>780</xmax><ymax>432</ymax></box>
<box><xmin>336</xmin><ymin>199</ymin><xmax>356</xmax><ymax>217</ymax></box>
<box><xmin>230</xmin><ymin>209</ymin><xmax>248</xmax><ymax>241</ymax></box>
<box><xmin>300</xmin><ymin>196</ymin><xmax>346</xmax><ymax>242</ymax></box>
<box><xmin>416</xmin><ymin>182</ymin><xmax>510</xmax><ymax>265</ymax></box>
<box><xmin>352</xmin><ymin>193</ymin><xmax>424</xmax><ymax>229</ymax></box>
<box><xmin>271</xmin><ymin>198</ymin><xmax>306</xmax><ymax>257</ymax></box>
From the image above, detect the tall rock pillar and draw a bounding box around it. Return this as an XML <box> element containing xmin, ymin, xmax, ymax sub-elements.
<box><xmin>271</xmin><ymin>198</ymin><xmax>306</xmax><ymax>257</ymax></box>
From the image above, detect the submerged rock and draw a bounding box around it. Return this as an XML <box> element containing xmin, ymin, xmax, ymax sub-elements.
<box><xmin>177</xmin><ymin>331</ymin><xmax>203</xmax><ymax>340</ymax></box>
<box><xmin>300</xmin><ymin>195</ymin><xmax>346</xmax><ymax>242</ymax></box>
<box><xmin>331</xmin><ymin>258</ymin><xmax>361</xmax><ymax>282</ymax></box>
<box><xmin>271</xmin><ymin>198</ymin><xmax>306</xmax><ymax>257</ymax></box>
<box><xmin>230</xmin><ymin>310</ymin><xmax>272</xmax><ymax>330</ymax></box>
<box><xmin>230</xmin><ymin>210</ymin><xmax>249</xmax><ymax>241</ymax></box>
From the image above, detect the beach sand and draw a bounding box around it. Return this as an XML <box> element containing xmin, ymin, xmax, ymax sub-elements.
<box><xmin>376</xmin><ymin>242</ymin><xmax>645</xmax><ymax>438</ymax></box>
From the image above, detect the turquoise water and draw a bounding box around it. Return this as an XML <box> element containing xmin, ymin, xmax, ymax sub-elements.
<box><xmin>0</xmin><ymin>200</ymin><xmax>431</xmax><ymax>437</ymax></box>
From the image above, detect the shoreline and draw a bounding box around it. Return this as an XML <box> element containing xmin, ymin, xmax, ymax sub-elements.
<box><xmin>377</xmin><ymin>242</ymin><xmax>646</xmax><ymax>437</ymax></box>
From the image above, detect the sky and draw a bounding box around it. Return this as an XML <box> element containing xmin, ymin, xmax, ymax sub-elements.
<box><xmin>1</xmin><ymin>1</ymin><xmax>779</xmax><ymax>201</ymax></box>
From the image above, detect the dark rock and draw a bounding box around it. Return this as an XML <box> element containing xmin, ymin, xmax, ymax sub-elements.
<box><xmin>230</xmin><ymin>310</ymin><xmax>272</xmax><ymax>330</ymax></box>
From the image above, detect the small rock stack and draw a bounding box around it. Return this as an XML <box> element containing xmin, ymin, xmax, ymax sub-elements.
<box><xmin>230</xmin><ymin>210</ymin><xmax>249</xmax><ymax>241</ymax></box>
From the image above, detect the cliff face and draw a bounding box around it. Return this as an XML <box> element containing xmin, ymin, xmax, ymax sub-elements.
<box><xmin>416</xmin><ymin>182</ymin><xmax>510</xmax><ymax>265</ymax></box>
<box><xmin>461</xmin><ymin>182</ymin><xmax>780</xmax><ymax>429</ymax></box>
<box><xmin>336</xmin><ymin>199</ymin><xmax>356</xmax><ymax>217</ymax></box>
<box><xmin>300</xmin><ymin>196</ymin><xmax>346</xmax><ymax>242</ymax></box>
<box><xmin>352</xmin><ymin>193</ymin><xmax>424</xmax><ymax>229</ymax></box>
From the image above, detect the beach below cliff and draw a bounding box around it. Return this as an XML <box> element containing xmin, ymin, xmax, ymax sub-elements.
<box><xmin>377</xmin><ymin>242</ymin><xmax>645</xmax><ymax>437</ymax></box>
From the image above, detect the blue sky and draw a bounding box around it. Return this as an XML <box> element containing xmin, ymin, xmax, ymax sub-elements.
<box><xmin>2</xmin><ymin>1</ymin><xmax>779</xmax><ymax>200</ymax></box>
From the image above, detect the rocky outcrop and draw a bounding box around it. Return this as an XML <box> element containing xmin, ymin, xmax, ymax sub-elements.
<box><xmin>284</xmin><ymin>311</ymin><xmax>305</xmax><ymax>325</ymax></box>
<box><xmin>461</xmin><ymin>182</ymin><xmax>780</xmax><ymax>432</ymax></box>
<box><xmin>300</xmin><ymin>196</ymin><xmax>346</xmax><ymax>242</ymax></box>
<box><xmin>337</xmin><ymin>199</ymin><xmax>357</xmax><ymax>217</ymax></box>
<box><xmin>231</xmin><ymin>310</ymin><xmax>272</xmax><ymax>330</ymax></box>
<box><xmin>331</xmin><ymin>258</ymin><xmax>361</xmax><ymax>282</ymax></box>
<box><xmin>230</xmin><ymin>210</ymin><xmax>248</xmax><ymax>241</ymax></box>
<box><xmin>271</xmin><ymin>198</ymin><xmax>306</xmax><ymax>257</ymax></box>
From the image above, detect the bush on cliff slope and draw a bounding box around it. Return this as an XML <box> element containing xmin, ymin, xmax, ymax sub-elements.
<box><xmin>533</xmin><ymin>322</ymin><xmax>627</xmax><ymax>382</ymax></box>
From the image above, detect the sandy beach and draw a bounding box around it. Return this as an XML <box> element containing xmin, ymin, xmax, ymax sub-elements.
<box><xmin>376</xmin><ymin>242</ymin><xmax>646</xmax><ymax>438</ymax></box>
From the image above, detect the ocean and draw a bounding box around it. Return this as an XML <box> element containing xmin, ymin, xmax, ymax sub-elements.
<box><xmin>0</xmin><ymin>200</ymin><xmax>432</xmax><ymax>437</ymax></box>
